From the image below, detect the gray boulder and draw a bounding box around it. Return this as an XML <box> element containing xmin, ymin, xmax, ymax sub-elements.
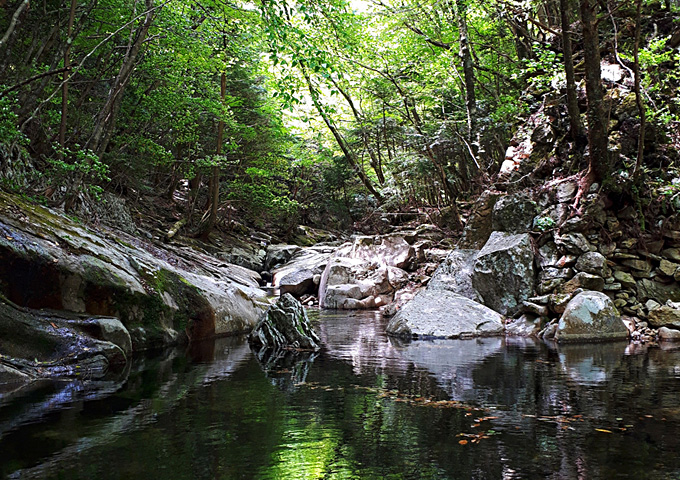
<box><xmin>428</xmin><ymin>249</ymin><xmax>481</xmax><ymax>301</ymax></box>
<box><xmin>472</xmin><ymin>232</ymin><xmax>535</xmax><ymax>316</ymax></box>
<box><xmin>648</xmin><ymin>306</ymin><xmax>680</xmax><ymax>328</ymax></box>
<box><xmin>249</xmin><ymin>294</ymin><xmax>320</xmax><ymax>351</ymax></box>
<box><xmin>459</xmin><ymin>191</ymin><xmax>502</xmax><ymax>249</ymax></box>
<box><xmin>637</xmin><ymin>279</ymin><xmax>680</xmax><ymax>304</ymax></box>
<box><xmin>279</xmin><ymin>269</ymin><xmax>315</xmax><ymax>297</ymax></box>
<box><xmin>554</xmin><ymin>291</ymin><xmax>629</xmax><ymax>343</ymax></box>
<box><xmin>492</xmin><ymin>193</ymin><xmax>539</xmax><ymax>234</ymax></box>
<box><xmin>386</xmin><ymin>290</ymin><xmax>504</xmax><ymax>339</ymax></box>
<box><xmin>265</xmin><ymin>244</ymin><xmax>302</xmax><ymax>271</ymax></box>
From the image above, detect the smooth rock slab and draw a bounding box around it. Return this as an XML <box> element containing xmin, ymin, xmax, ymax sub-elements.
<box><xmin>554</xmin><ymin>291</ymin><xmax>629</xmax><ymax>343</ymax></box>
<box><xmin>386</xmin><ymin>290</ymin><xmax>504</xmax><ymax>339</ymax></box>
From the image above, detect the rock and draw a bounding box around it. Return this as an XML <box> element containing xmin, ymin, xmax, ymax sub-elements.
<box><xmin>472</xmin><ymin>232</ymin><xmax>535</xmax><ymax>316</ymax></box>
<box><xmin>648</xmin><ymin>306</ymin><xmax>680</xmax><ymax>328</ymax></box>
<box><xmin>637</xmin><ymin>278</ymin><xmax>680</xmax><ymax>304</ymax></box>
<box><xmin>575</xmin><ymin>252</ymin><xmax>608</xmax><ymax>277</ymax></box>
<box><xmin>69</xmin><ymin>317</ymin><xmax>133</xmax><ymax>357</ymax></box>
<box><xmin>506</xmin><ymin>314</ymin><xmax>543</xmax><ymax>337</ymax></box>
<box><xmin>427</xmin><ymin>249</ymin><xmax>480</xmax><ymax>301</ymax></box>
<box><xmin>279</xmin><ymin>269</ymin><xmax>316</xmax><ymax>297</ymax></box>
<box><xmin>521</xmin><ymin>301</ymin><xmax>549</xmax><ymax>317</ymax></box>
<box><xmin>621</xmin><ymin>258</ymin><xmax>652</xmax><ymax>274</ymax></box>
<box><xmin>658</xmin><ymin>326</ymin><xmax>680</xmax><ymax>341</ymax></box>
<box><xmin>542</xmin><ymin>322</ymin><xmax>558</xmax><ymax>340</ymax></box>
<box><xmin>386</xmin><ymin>290</ymin><xmax>504</xmax><ymax>339</ymax></box>
<box><xmin>555</xmin><ymin>180</ymin><xmax>578</xmax><ymax>203</ymax></box>
<box><xmin>554</xmin><ymin>291</ymin><xmax>629</xmax><ymax>343</ymax></box>
<box><xmin>662</xmin><ymin>248</ymin><xmax>680</xmax><ymax>262</ymax></box>
<box><xmin>491</xmin><ymin>193</ymin><xmax>539</xmax><ymax>234</ymax></box>
<box><xmin>0</xmin><ymin>191</ymin><xmax>270</xmax><ymax>351</ymax></box>
<box><xmin>350</xmin><ymin>234</ymin><xmax>416</xmax><ymax>270</ymax></box>
<box><xmin>537</xmin><ymin>242</ymin><xmax>561</xmax><ymax>268</ymax></box>
<box><xmin>646</xmin><ymin>299</ymin><xmax>661</xmax><ymax>311</ymax></box>
<box><xmin>613</xmin><ymin>270</ymin><xmax>637</xmax><ymax>289</ymax></box>
<box><xmin>265</xmin><ymin>244</ymin><xmax>302</xmax><ymax>271</ymax></box>
<box><xmin>559</xmin><ymin>272</ymin><xmax>605</xmax><ymax>294</ymax></box>
<box><xmin>550</xmin><ymin>291</ymin><xmax>580</xmax><ymax>314</ymax></box>
<box><xmin>554</xmin><ymin>233</ymin><xmax>592</xmax><ymax>254</ymax></box>
<box><xmin>0</xmin><ymin>296</ymin><xmax>127</xmax><ymax>381</ymax></box>
<box><xmin>249</xmin><ymin>294</ymin><xmax>320</xmax><ymax>351</ymax></box>
<box><xmin>272</xmin><ymin>247</ymin><xmax>331</xmax><ymax>292</ymax></box>
<box><xmin>659</xmin><ymin>259</ymin><xmax>680</xmax><ymax>277</ymax></box>
<box><xmin>459</xmin><ymin>191</ymin><xmax>502</xmax><ymax>249</ymax></box>
<box><xmin>599</xmin><ymin>243</ymin><xmax>617</xmax><ymax>257</ymax></box>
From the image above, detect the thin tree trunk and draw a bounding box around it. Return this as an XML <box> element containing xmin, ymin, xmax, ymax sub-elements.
<box><xmin>88</xmin><ymin>0</ymin><xmax>155</xmax><ymax>157</ymax></box>
<box><xmin>59</xmin><ymin>0</ymin><xmax>78</xmax><ymax>157</ymax></box>
<box><xmin>560</xmin><ymin>0</ymin><xmax>584</xmax><ymax>141</ymax></box>
<box><xmin>202</xmin><ymin>71</ymin><xmax>226</xmax><ymax>239</ymax></box>
<box><xmin>579</xmin><ymin>0</ymin><xmax>609</xmax><ymax>182</ymax></box>
<box><xmin>455</xmin><ymin>0</ymin><xmax>476</xmax><ymax>137</ymax></box>
<box><xmin>632</xmin><ymin>0</ymin><xmax>645</xmax><ymax>183</ymax></box>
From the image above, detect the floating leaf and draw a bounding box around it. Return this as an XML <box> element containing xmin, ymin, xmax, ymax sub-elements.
<box><xmin>459</xmin><ymin>440</ymin><xmax>468</xmax><ymax>445</ymax></box>
<box><xmin>595</xmin><ymin>428</ymin><xmax>613</xmax><ymax>433</ymax></box>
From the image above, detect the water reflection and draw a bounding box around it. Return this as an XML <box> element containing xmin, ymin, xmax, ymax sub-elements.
<box><xmin>2</xmin><ymin>310</ymin><xmax>680</xmax><ymax>479</ymax></box>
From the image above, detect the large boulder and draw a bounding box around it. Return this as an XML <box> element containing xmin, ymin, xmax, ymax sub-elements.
<box><xmin>637</xmin><ymin>279</ymin><xmax>680</xmax><ymax>304</ymax></box>
<box><xmin>554</xmin><ymin>291</ymin><xmax>629</xmax><ymax>343</ymax></box>
<box><xmin>427</xmin><ymin>249</ymin><xmax>481</xmax><ymax>302</ymax></box>
<box><xmin>0</xmin><ymin>296</ymin><xmax>127</xmax><ymax>383</ymax></box>
<box><xmin>0</xmin><ymin>191</ymin><xmax>270</xmax><ymax>351</ymax></box>
<box><xmin>249</xmin><ymin>294</ymin><xmax>320</xmax><ymax>351</ymax></box>
<box><xmin>648</xmin><ymin>305</ymin><xmax>680</xmax><ymax>328</ymax></box>
<box><xmin>271</xmin><ymin>247</ymin><xmax>332</xmax><ymax>296</ymax></box>
<box><xmin>385</xmin><ymin>290</ymin><xmax>504</xmax><ymax>339</ymax></box>
<box><xmin>472</xmin><ymin>232</ymin><xmax>536</xmax><ymax>316</ymax></box>
<box><xmin>265</xmin><ymin>244</ymin><xmax>302</xmax><ymax>271</ymax></box>
<box><xmin>492</xmin><ymin>193</ymin><xmax>539</xmax><ymax>234</ymax></box>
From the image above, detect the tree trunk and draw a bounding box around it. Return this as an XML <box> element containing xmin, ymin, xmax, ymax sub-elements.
<box><xmin>632</xmin><ymin>0</ymin><xmax>645</xmax><ymax>183</ymax></box>
<box><xmin>58</xmin><ymin>0</ymin><xmax>78</xmax><ymax>157</ymax></box>
<box><xmin>454</xmin><ymin>0</ymin><xmax>476</xmax><ymax>138</ymax></box>
<box><xmin>579</xmin><ymin>0</ymin><xmax>609</xmax><ymax>183</ymax></box>
<box><xmin>560</xmin><ymin>0</ymin><xmax>584</xmax><ymax>141</ymax></box>
<box><xmin>301</xmin><ymin>67</ymin><xmax>383</xmax><ymax>204</ymax></box>
<box><xmin>202</xmin><ymin>72</ymin><xmax>226</xmax><ymax>239</ymax></box>
<box><xmin>88</xmin><ymin>0</ymin><xmax>155</xmax><ymax>158</ymax></box>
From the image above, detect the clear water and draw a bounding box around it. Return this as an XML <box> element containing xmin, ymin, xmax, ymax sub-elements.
<box><xmin>3</xmin><ymin>310</ymin><xmax>680</xmax><ymax>479</ymax></box>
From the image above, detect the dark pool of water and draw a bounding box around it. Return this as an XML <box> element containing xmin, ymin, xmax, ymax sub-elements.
<box><xmin>3</xmin><ymin>310</ymin><xmax>680</xmax><ymax>479</ymax></box>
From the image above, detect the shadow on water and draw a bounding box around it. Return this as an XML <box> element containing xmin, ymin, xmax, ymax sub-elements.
<box><xmin>3</xmin><ymin>310</ymin><xmax>680</xmax><ymax>478</ymax></box>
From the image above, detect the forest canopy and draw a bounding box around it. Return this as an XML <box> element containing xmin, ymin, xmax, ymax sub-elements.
<box><xmin>1</xmin><ymin>0</ymin><xmax>679</xmax><ymax>237</ymax></box>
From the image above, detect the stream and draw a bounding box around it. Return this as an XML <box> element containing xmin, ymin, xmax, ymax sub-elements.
<box><xmin>2</xmin><ymin>310</ymin><xmax>680</xmax><ymax>479</ymax></box>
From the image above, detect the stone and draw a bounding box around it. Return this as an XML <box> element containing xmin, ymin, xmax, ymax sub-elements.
<box><xmin>554</xmin><ymin>233</ymin><xmax>592</xmax><ymax>254</ymax></box>
<box><xmin>603</xmin><ymin>283</ymin><xmax>622</xmax><ymax>291</ymax></box>
<box><xmin>0</xmin><ymin>191</ymin><xmax>269</xmax><ymax>351</ymax></box>
<box><xmin>621</xmin><ymin>258</ymin><xmax>652</xmax><ymax>274</ymax></box>
<box><xmin>557</xmin><ymin>255</ymin><xmax>579</xmax><ymax>267</ymax></box>
<box><xmin>559</xmin><ymin>272</ymin><xmax>605</xmax><ymax>294</ymax></box>
<box><xmin>491</xmin><ymin>193</ymin><xmax>539</xmax><ymax>234</ymax></box>
<box><xmin>659</xmin><ymin>259</ymin><xmax>680</xmax><ymax>277</ymax></box>
<box><xmin>662</xmin><ymin>248</ymin><xmax>680</xmax><ymax>262</ymax></box>
<box><xmin>620</xmin><ymin>238</ymin><xmax>638</xmax><ymax>249</ymax></box>
<box><xmin>555</xmin><ymin>180</ymin><xmax>578</xmax><ymax>203</ymax></box>
<box><xmin>600</xmin><ymin>242</ymin><xmax>617</xmax><ymax>257</ymax></box>
<box><xmin>538</xmin><ymin>278</ymin><xmax>566</xmax><ymax>295</ymax></box>
<box><xmin>265</xmin><ymin>244</ymin><xmax>302</xmax><ymax>271</ymax></box>
<box><xmin>637</xmin><ymin>279</ymin><xmax>680</xmax><ymax>304</ymax></box>
<box><xmin>279</xmin><ymin>269</ymin><xmax>315</xmax><ymax>297</ymax></box>
<box><xmin>386</xmin><ymin>290</ymin><xmax>504</xmax><ymax>339</ymax></box>
<box><xmin>658</xmin><ymin>326</ymin><xmax>680</xmax><ymax>341</ymax></box>
<box><xmin>71</xmin><ymin>317</ymin><xmax>133</xmax><ymax>357</ymax></box>
<box><xmin>472</xmin><ymin>232</ymin><xmax>535</xmax><ymax>316</ymax></box>
<box><xmin>249</xmin><ymin>294</ymin><xmax>320</xmax><ymax>351</ymax></box>
<box><xmin>554</xmin><ymin>291</ymin><xmax>629</xmax><ymax>343</ymax></box>
<box><xmin>427</xmin><ymin>249</ymin><xmax>481</xmax><ymax>301</ymax></box>
<box><xmin>521</xmin><ymin>301</ymin><xmax>549</xmax><ymax>317</ymax></box>
<box><xmin>648</xmin><ymin>306</ymin><xmax>680</xmax><ymax>329</ymax></box>
<box><xmin>575</xmin><ymin>252</ymin><xmax>608</xmax><ymax>277</ymax></box>
<box><xmin>646</xmin><ymin>299</ymin><xmax>661</xmax><ymax>311</ymax></box>
<box><xmin>550</xmin><ymin>291</ymin><xmax>581</xmax><ymax>314</ymax></box>
<box><xmin>506</xmin><ymin>314</ymin><xmax>543</xmax><ymax>337</ymax></box>
<box><xmin>459</xmin><ymin>191</ymin><xmax>503</xmax><ymax>249</ymax></box>
<box><xmin>537</xmin><ymin>242</ymin><xmax>561</xmax><ymax>268</ymax></box>
<box><xmin>613</xmin><ymin>270</ymin><xmax>637</xmax><ymax>289</ymax></box>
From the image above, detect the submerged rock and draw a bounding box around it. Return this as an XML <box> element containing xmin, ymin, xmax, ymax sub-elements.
<box><xmin>249</xmin><ymin>294</ymin><xmax>321</xmax><ymax>352</ymax></box>
<box><xmin>385</xmin><ymin>290</ymin><xmax>504</xmax><ymax>339</ymax></box>
<box><xmin>554</xmin><ymin>291</ymin><xmax>629</xmax><ymax>343</ymax></box>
